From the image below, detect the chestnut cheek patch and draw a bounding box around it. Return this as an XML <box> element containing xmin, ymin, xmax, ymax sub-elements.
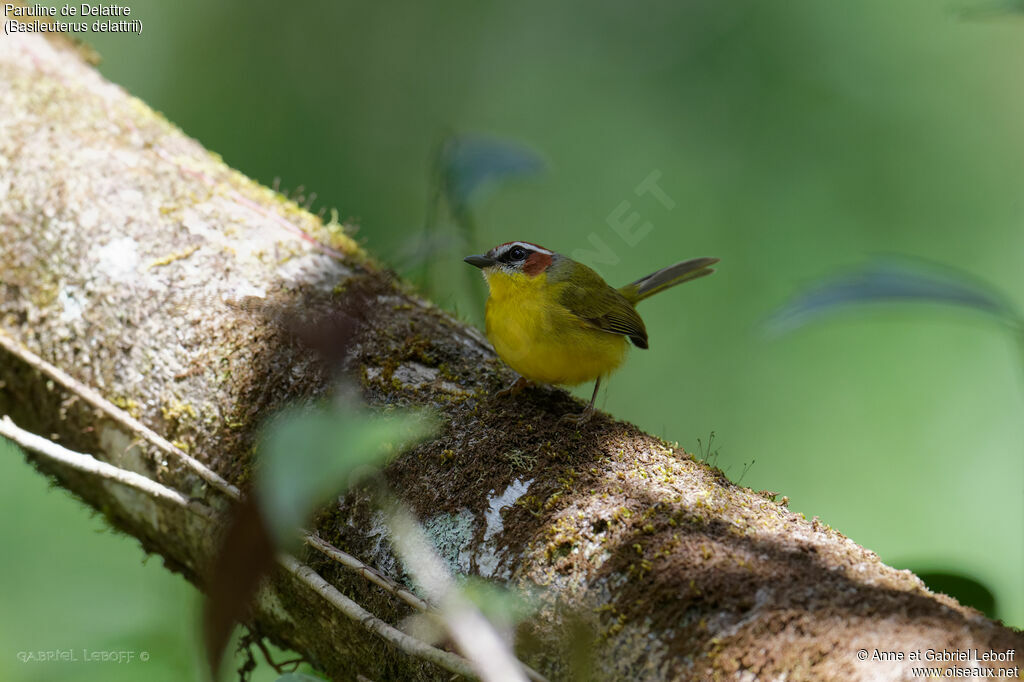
<box><xmin>523</xmin><ymin>251</ymin><xmax>553</xmax><ymax>276</ymax></box>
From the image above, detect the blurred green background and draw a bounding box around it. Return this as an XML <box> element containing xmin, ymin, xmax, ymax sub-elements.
<box><xmin>4</xmin><ymin>0</ymin><xmax>1023</xmax><ymax>678</ymax></box>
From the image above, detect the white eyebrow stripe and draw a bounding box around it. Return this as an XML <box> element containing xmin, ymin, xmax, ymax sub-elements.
<box><xmin>494</xmin><ymin>241</ymin><xmax>552</xmax><ymax>258</ymax></box>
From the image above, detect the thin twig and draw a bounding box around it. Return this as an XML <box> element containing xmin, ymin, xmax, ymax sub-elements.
<box><xmin>304</xmin><ymin>533</ymin><xmax>430</xmax><ymax>612</ymax></box>
<box><xmin>0</xmin><ymin>328</ymin><xmax>240</xmax><ymax>499</ymax></box>
<box><xmin>0</xmin><ymin>417</ymin><xmax>482</xmax><ymax>680</ymax></box>
<box><xmin>385</xmin><ymin>501</ymin><xmax>546</xmax><ymax>682</ymax></box>
<box><xmin>0</xmin><ymin>327</ymin><xmax>442</xmax><ymax>624</ymax></box>
<box><xmin>253</xmin><ymin>635</ymin><xmax>304</xmax><ymax>674</ymax></box>
<box><xmin>0</xmin><ymin>334</ymin><xmax>538</xmax><ymax>678</ymax></box>
<box><xmin>0</xmin><ymin>415</ymin><xmax>213</xmax><ymax>518</ymax></box>
<box><xmin>281</xmin><ymin>556</ymin><xmax>478</xmax><ymax>679</ymax></box>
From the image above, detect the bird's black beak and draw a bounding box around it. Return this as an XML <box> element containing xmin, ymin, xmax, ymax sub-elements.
<box><xmin>464</xmin><ymin>254</ymin><xmax>495</xmax><ymax>269</ymax></box>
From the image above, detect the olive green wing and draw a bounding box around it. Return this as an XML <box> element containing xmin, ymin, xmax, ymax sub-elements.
<box><xmin>556</xmin><ymin>263</ymin><xmax>649</xmax><ymax>348</ymax></box>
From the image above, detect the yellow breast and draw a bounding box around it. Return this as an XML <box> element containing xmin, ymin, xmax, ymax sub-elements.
<box><xmin>482</xmin><ymin>270</ymin><xmax>629</xmax><ymax>386</ymax></box>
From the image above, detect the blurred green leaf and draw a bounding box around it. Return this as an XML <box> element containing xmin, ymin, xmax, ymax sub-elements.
<box><xmin>458</xmin><ymin>577</ymin><xmax>538</xmax><ymax>632</ymax></box>
<box><xmin>411</xmin><ymin>133</ymin><xmax>543</xmax><ymax>298</ymax></box>
<box><xmin>766</xmin><ymin>259</ymin><xmax>1021</xmax><ymax>336</ymax></box>
<box><xmin>204</xmin><ymin>403</ymin><xmax>434</xmax><ymax>680</ymax></box>
<box><xmin>257</xmin><ymin>405</ymin><xmax>437</xmax><ymax>547</ymax></box>
<box><xmin>956</xmin><ymin>0</ymin><xmax>1024</xmax><ymax>20</ymax></box>
<box><xmin>274</xmin><ymin>673</ymin><xmax>327</xmax><ymax>682</ymax></box>
<box><xmin>441</xmin><ymin>134</ymin><xmax>544</xmax><ymax>215</ymax></box>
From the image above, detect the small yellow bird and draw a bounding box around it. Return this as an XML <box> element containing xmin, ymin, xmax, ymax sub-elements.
<box><xmin>465</xmin><ymin>241</ymin><xmax>718</xmax><ymax>422</ymax></box>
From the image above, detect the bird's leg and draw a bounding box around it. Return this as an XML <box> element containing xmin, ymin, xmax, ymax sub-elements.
<box><xmin>560</xmin><ymin>377</ymin><xmax>601</xmax><ymax>425</ymax></box>
<box><xmin>496</xmin><ymin>375</ymin><xmax>531</xmax><ymax>398</ymax></box>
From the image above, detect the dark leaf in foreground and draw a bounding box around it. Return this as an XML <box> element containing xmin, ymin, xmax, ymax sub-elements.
<box><xmin>203</xmin><ymin>494</ymin><xmax>276</xmax><ymax>680</ymax></box>
<box><xmin>765</xmin><ymin>259</ymin><xmax>1020</xmax><ymax>336</ymax></box>
<box><xmin>203</xmin><ymin>404</ymin><xmax>435</xmax><ymax>680</ymax></box>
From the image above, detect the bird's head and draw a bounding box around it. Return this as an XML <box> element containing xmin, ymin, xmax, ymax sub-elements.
<box><xmin>463</xmin><ymin>241</ymin><xmax>555</xmax><ymax>279</ymax></box>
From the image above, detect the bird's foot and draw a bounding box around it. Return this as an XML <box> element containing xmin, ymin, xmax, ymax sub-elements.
<box><xmin>559</xmin><ymin>405</ymin><xmax>595</xmax><ymax>426</ymax></box>
<box><xmin>496</xmin><ymin>376</ymin><xmax>531</xmax><ymax>398</ymax></box>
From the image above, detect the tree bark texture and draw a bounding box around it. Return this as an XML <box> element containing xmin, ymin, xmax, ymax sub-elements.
<box><xmin>1</xmin><ymin>29</ymin><xmax>1021</xmax><ymax>682</ymax></box>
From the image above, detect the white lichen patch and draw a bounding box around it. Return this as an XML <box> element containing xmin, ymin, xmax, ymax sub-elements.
<box><xmin>454</xmin><ymin>324</ymin><xmax>494</xmax><ymax>357</ymax></box>
<box><xmin>710</xmin><ymin>585</ymin><xmax>774</xmax><ymax>640</ymax></box>
<box><xmin>580</xmin><ymin>536</ymin><xmax>613</xmax><ymax>568</ymax></box>
<box><xmin>99</xmin><ymin>423</ymin><xmax>149</xmax><ymax>475</ymax></box>
<box><xmin>478</xmin><ymin>477</ymin><xmax>533</xmax><ymax>578</ymax></box>
<box><xmin>78</xmin><ymin>206</ymin><xmax>99</xmax><ymax>230</ymax></box>
<box><xmin>227</xmin><ymin>282</ymin><xmax>268</xmax><ymax>301</ymax></box>
<box><xmin>600</xmin><ymin>616</ymin><xmax>670</xmax><ymax>681</ymax></box>
<box><xmin>366</xmin><ymin>363</ymin><xmax>471</xmax><ymax>395</ymax></box>
<box><xmin>255</xmin><ymin>585</ymin><xmax>297</xmax><ymax>627</ymax></box>
<box><xmin>484</xmin><ymin>478</ymin><xmax>532</xmax><ymax>543</ymax></box>
<box><xmin>104</xmin><ymin>481</ymin><xmax>162</xmax><ymax>535</ymax></box>
<box><xmin>277</xmin><ymin>252</ymin><xmax>354</xmax><ymax>290</ymax></box>
<box><xmin>423</xmin><ymin>509</ymin><xmax>476</xmax><ymax>575</ymax></box>
<box><xmin>393</xmin><ymin>363</ymin><xmax>440</xmax><ymax>386</ymax></box>
<box><xmin>180</xmin><ymin>206</ymin><xmax>216</xmax><ymax>242</ymax></box>
<box><xmin>57</xmin><ymin>286</ymin><xmax>84</xmax><ymax>323</ymax></box>
<box><xmin>92</xmin><ymin>236</ymin><xmax>140</xmax><ymax>283</ymax></box>
<box><xmin>416</xmin><ymin>480</ymin><xmax>534</xmax><ymax>580</ymax></box>
<box><xmin>364</xmin><ymin>509</ymin><xmax>400</xmax><ymax>578</ymax></box>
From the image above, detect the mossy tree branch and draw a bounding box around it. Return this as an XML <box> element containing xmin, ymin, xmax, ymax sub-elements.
<box><xmin>1</xmin><ymin>29</ymin><xmax>1020</xmax><ymax>682</ymax></box>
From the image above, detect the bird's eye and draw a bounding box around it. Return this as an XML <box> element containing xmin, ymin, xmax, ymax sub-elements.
<box><xmin>509</xmin><ymin>246</ymin><xmax>527</xmax><ymax>260</ymax></box>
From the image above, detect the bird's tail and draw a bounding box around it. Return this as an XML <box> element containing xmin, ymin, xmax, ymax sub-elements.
<box><xmin>618</xmin><ymin>257</ymin><xmax>719</xmax><ymax>304</ymax></box>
